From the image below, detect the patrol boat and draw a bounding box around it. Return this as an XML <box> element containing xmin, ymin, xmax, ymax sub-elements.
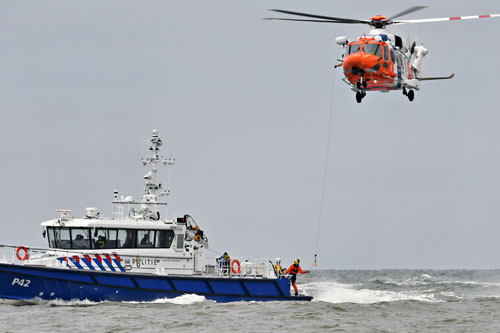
<box><xmin>0</xmin><ymin>130</ymin><xmax>312</xmax><ymax>303</ymax></box>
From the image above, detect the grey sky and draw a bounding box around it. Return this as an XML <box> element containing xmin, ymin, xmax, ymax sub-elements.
<box><xmin>0</xmin><ymin>0</ymin><xmax>499</xmax><ymax>269</ymax></box>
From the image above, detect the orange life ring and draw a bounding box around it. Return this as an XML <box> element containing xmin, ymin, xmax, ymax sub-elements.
<box><xmin>231</xmin><ymin>259</ymin><xmax>240</xmax><ymax>274</ymax></box>
<box><xmin>16</xmin><ymin>246</ymin><xmax>29</xmax><ymax>261</ymax></box>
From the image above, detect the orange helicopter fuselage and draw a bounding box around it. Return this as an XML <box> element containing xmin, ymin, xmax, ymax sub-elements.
<box><xmin>343</xmin><ymin>37</ymin><xmax>409</xmax><ymax>91</ymax></box>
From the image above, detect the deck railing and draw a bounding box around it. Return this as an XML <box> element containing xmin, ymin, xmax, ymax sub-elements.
<box><xmin>210</xmin><ymin>256</ymin><xmax>277</xmax><ymax>279</ymax></box>
<box><xmin>0</xmin><ymin>244</ymin><xmax>281</xmax><ymax>279</ymax></box>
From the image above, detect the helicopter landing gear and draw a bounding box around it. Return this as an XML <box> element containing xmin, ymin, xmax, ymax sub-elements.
<box><xmin>356</xmin><ymin>90</ymin><xmax>366</xmax><ymax>103</ymax></box>
<box><xmin>356</xmin><ymin>81</ymin><xmax>367</xmax><ymax>90</ymax></box>
<box><xmin>407</xmin><ymin>89</ymin><xmax>414</xmax><ymax>102</ymax></box>
<box><xmin>402</xmin><ymin>88</ymin><xmax>415</xmax><ymax>102</ymax></box>
<box><xmin>356</xmin><ymin>76</ymin><xmax>368</xmax><ymax>90</ymax></box>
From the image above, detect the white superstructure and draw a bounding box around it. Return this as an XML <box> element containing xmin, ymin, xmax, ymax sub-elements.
<box><xmin>5</xmin><ymin>129</ymin><xmax>274</xmax><ymax>278</ymax></box>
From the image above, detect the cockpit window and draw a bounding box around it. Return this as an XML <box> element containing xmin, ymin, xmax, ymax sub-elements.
<box><xmin>347</xmin><ymin>43</ymin><xmax>361</xmax><ymax>54</ymax></box>
<box><xmin>362</xmin><ymin>43</ymin><xmax>383</xmax><ymax>58</ymax></box>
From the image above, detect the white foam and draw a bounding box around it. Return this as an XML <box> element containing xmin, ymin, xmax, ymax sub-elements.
<box><xmin>25</xmin><ymin>298</ymin><xmax>100</xmax><ymax>307</ymax></box>
<box><xmin>394</xmin><ymin>274</ymin><xmax>436</xmax><ymax>286</ymax></box>
<box><xmin>302</xmin><ymin>282</ymin><xmax>440</xmax><ymax>304</ymax></box>
<box><xmin>439</xmin><ymin>291</ymin><xmax>464</xmax><ymax>299</ymax></box>
<box><xmin>437</xmin><ymin>280</ymin><xmax>500</xmax><ymax>287</ymax></box>
<box><xmin>151</xmin><ymin>294</ymin><xmax>207</xmax><ymax>305</ymax></box>
<box><xmin>125</xmin><ymin>294</ymin><xmax>208</xmax><ymax>305</ymax></box>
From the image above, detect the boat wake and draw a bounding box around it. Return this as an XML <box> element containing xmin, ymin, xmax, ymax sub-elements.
<box><xmin>301</xmin><ymin>281</ymin><xmax>441</xmax><ymax>304</ymax></box>
<box><xmin>150</xmin><ymin>294</ymin><xmax>208</xmax><ymax>305</ymax></box>
<box><xmin>124</xmin><ymin>294</ymin><xmax>209</xmax><ymax>305</ymax></box>
<box><xmin>6</xmin><ymin>297</ymin><xmax>100</xmax><ymax>307</ymax></box>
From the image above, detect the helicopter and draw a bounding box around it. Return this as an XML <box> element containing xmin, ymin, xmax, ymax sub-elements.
<box><xmin>265</xmin><ymin>6</ymin><xmax>500</xmax><ymax>103</ymax></box>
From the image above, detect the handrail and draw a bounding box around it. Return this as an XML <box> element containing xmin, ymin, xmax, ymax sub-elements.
<box><xmin>0</xmin><ymin>244</ymin><xmax>279</xmax><ymax>279</ymax></box>
<box><xmin>0</xmin><ymin>244</ymin><xmax>182</xmax><ymax>258</ymax></box>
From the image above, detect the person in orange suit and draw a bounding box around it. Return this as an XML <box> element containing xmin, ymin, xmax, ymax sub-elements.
<box><xmin>285</xmin><ymin>259</ymin><xmax>309</xmax><ymax>296</ymax></box>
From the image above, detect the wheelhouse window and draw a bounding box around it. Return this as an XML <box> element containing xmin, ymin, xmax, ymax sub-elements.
<box><xmin>46</xmin><ymin>227</ymin><xmax>176</xmax><ymax>249</ymax></box>
<box><xmin>72</xmin><ymin>228</ymin><xmax>90</xmax><ymax>249</ymax></box>
<box><xmin>155</xmin><ymin>230</ymin><xmax>175</xmax><ymax>248</ymax></box>
<box><xmin>362</xmin><ymin>43</ymin><xmax>383</xmax><ymax>58</ymax></box>
<box><xmin>47</xmin><ymin>228</ymin><xmax>57</xmax><ymax>248</ymax></box>
<box><xmin>117</xmin><ymin>229</ymin><xmax>137</xmax><ymax>248</ymax></box>
<box><xmin>138</xmin><ymin>230</ymin><xmax>155</xmax><ymax>248</ymax></box>
<box><xmin>52</xmin><ymin>227</ymin><xmax>72</xmax><ymax>249</ymax></box>
<box><xmin>347</xmin><ymin>43</ymin><xmax>361</xmax><ymax>54</ymax></box>
<box><xmin>93</xmin><ymin>229</ymin><xmax>117</xmax><ymax>249</ymax></box>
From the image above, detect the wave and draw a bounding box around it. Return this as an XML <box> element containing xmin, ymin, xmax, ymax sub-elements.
<box><xmin>302</xmin><ymin>281</ymin><xmax>441</xmax><ymax>304</ymax></box>
<box><xmin>369</xmin><ymin>274</ymin><xmax>500</xmax><ymax>288</ymax></box>
<box><xmin>369</xmin><ymin>274</ymin><xmax>437</xmax><ymax>287</ymax></box>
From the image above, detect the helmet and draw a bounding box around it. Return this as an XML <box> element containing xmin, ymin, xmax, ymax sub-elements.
<box><xmin>275</xmin><ymin>257</ymin><xmax>281</xmax><ymax>263</ymax></box>
<box><xmin>294</xmin><ymin>259</ymin><xmax>300</xmax><ymax>265</ymax></box>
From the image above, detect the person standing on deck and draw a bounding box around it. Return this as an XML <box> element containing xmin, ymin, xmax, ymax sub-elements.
<box><xmin>285</xmin><ymin>259</ymin><xmax>309</xmax><ymax>296</ymax></box>
<box><xmin>274</xmin><ymin>258</ymin><xmax>284</xmax><ymax>278</ymax></box>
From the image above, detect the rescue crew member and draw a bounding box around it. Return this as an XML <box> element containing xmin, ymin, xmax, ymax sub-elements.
<box><xmin>285</xmin><ymin>259</ymin><xmax>309</xmax><ymax>296</ymax></box>
<box><xmin>95</xmin><ymin>235</ymin><xmax>105</xmax><ymax>249</ymax></box>
<box><xmin>218</xmin><ymin>252</ymin><xmax>231</xmax><ymax>275</ymax></box>
<box><xmin>274</xmin><ymin>257</ymin><xmax>284</xmax><ymax>278</ymax></box>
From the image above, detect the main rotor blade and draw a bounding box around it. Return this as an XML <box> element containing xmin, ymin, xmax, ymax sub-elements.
<box><xmin>264</xmin><ymin>18</ymin><xmax>365</xmax><ymax>24</ymax></box>
<box><xmin>269</xmin><ymin>9</ymin><xmax>371</xmax><ymax>25</ymax></box>
<box><xmin>395</xmin><ymin>13</ymin><xmax>500</xmax><ymax>24</ymax></box>
<box><xmin>388</xmin><ymin>5</ymin><xmax>429</xmax><ymax>20</ymax></box>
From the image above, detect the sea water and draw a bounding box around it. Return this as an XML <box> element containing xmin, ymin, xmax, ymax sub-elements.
<box><xmin>1</xmin><ymin>269</ymin><xmax>500</xmax><ymax>332</ymax></box>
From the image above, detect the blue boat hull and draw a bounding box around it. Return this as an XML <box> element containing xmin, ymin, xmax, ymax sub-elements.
<box><xmin>0</xmin><ymin>264</ymin><xmax>312</xmax><ymax>302</ymax></box>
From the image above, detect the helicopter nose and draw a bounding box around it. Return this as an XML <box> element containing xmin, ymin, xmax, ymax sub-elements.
<box><xmin>343</xmin><ymin>53</ymin><xmax>376</xmax><ymax>73</ymax></box>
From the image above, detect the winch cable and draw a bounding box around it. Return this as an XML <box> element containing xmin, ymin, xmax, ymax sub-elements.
<box><xmin>312</xmin><ymin>49</ymin><xmax>340</xmax><ymax>273</ymax></box>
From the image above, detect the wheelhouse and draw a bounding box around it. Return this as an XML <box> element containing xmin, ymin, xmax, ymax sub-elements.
<box><xmin>46</xmin><ymin>226</ymin><xmax>176</xmax><ymax>250</ymax></box>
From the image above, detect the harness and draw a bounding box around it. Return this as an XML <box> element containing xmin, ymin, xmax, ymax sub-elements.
<box><xmin>289</xmin><ymin>264</ymin><xmax>299</xmax><ymax>275</ymax></box>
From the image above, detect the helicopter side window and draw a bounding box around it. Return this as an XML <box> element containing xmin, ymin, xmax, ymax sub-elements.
<box><xmin>398</xmin><ymin>52</ymin><xmax>407</xmax><ymax>75</ymax></box>
<box><xmin>396</xmin><ymin>52</ymin><xmax>404</xmax><ymax>70</ymax></box>
<box><xmin>362</xmin><ymin>43</ymin><xmax>382</xmax><ymax>58</ymax></box>
<box><xmin>390</xmin><ymin>48</ymin><xmax>396</xmax><ymax>64</ymax></box>
<box><xmin>347</xmin><ymin>43</ymin><xmax>361</xmax><ymax>54</ymax></box>
<box><xmin>383</xmin><ymin>45</ymin><xmax>389</xmax><ymax>61</ymax></box>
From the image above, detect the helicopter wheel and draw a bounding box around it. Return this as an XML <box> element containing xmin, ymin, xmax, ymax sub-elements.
<box><xmin>356</xmin><ymin>91</ymin><xmax>364</xmax><ymax>103</ymax></box>
<box><xmin>403</xmin><ymin>87</ymin><xmax>408</xmax><ymax>96</ymax></box>
<box><xmin>407</xmin><ymin>89</ymin><xmax>415</xmax><ymax>102</ymax></box>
